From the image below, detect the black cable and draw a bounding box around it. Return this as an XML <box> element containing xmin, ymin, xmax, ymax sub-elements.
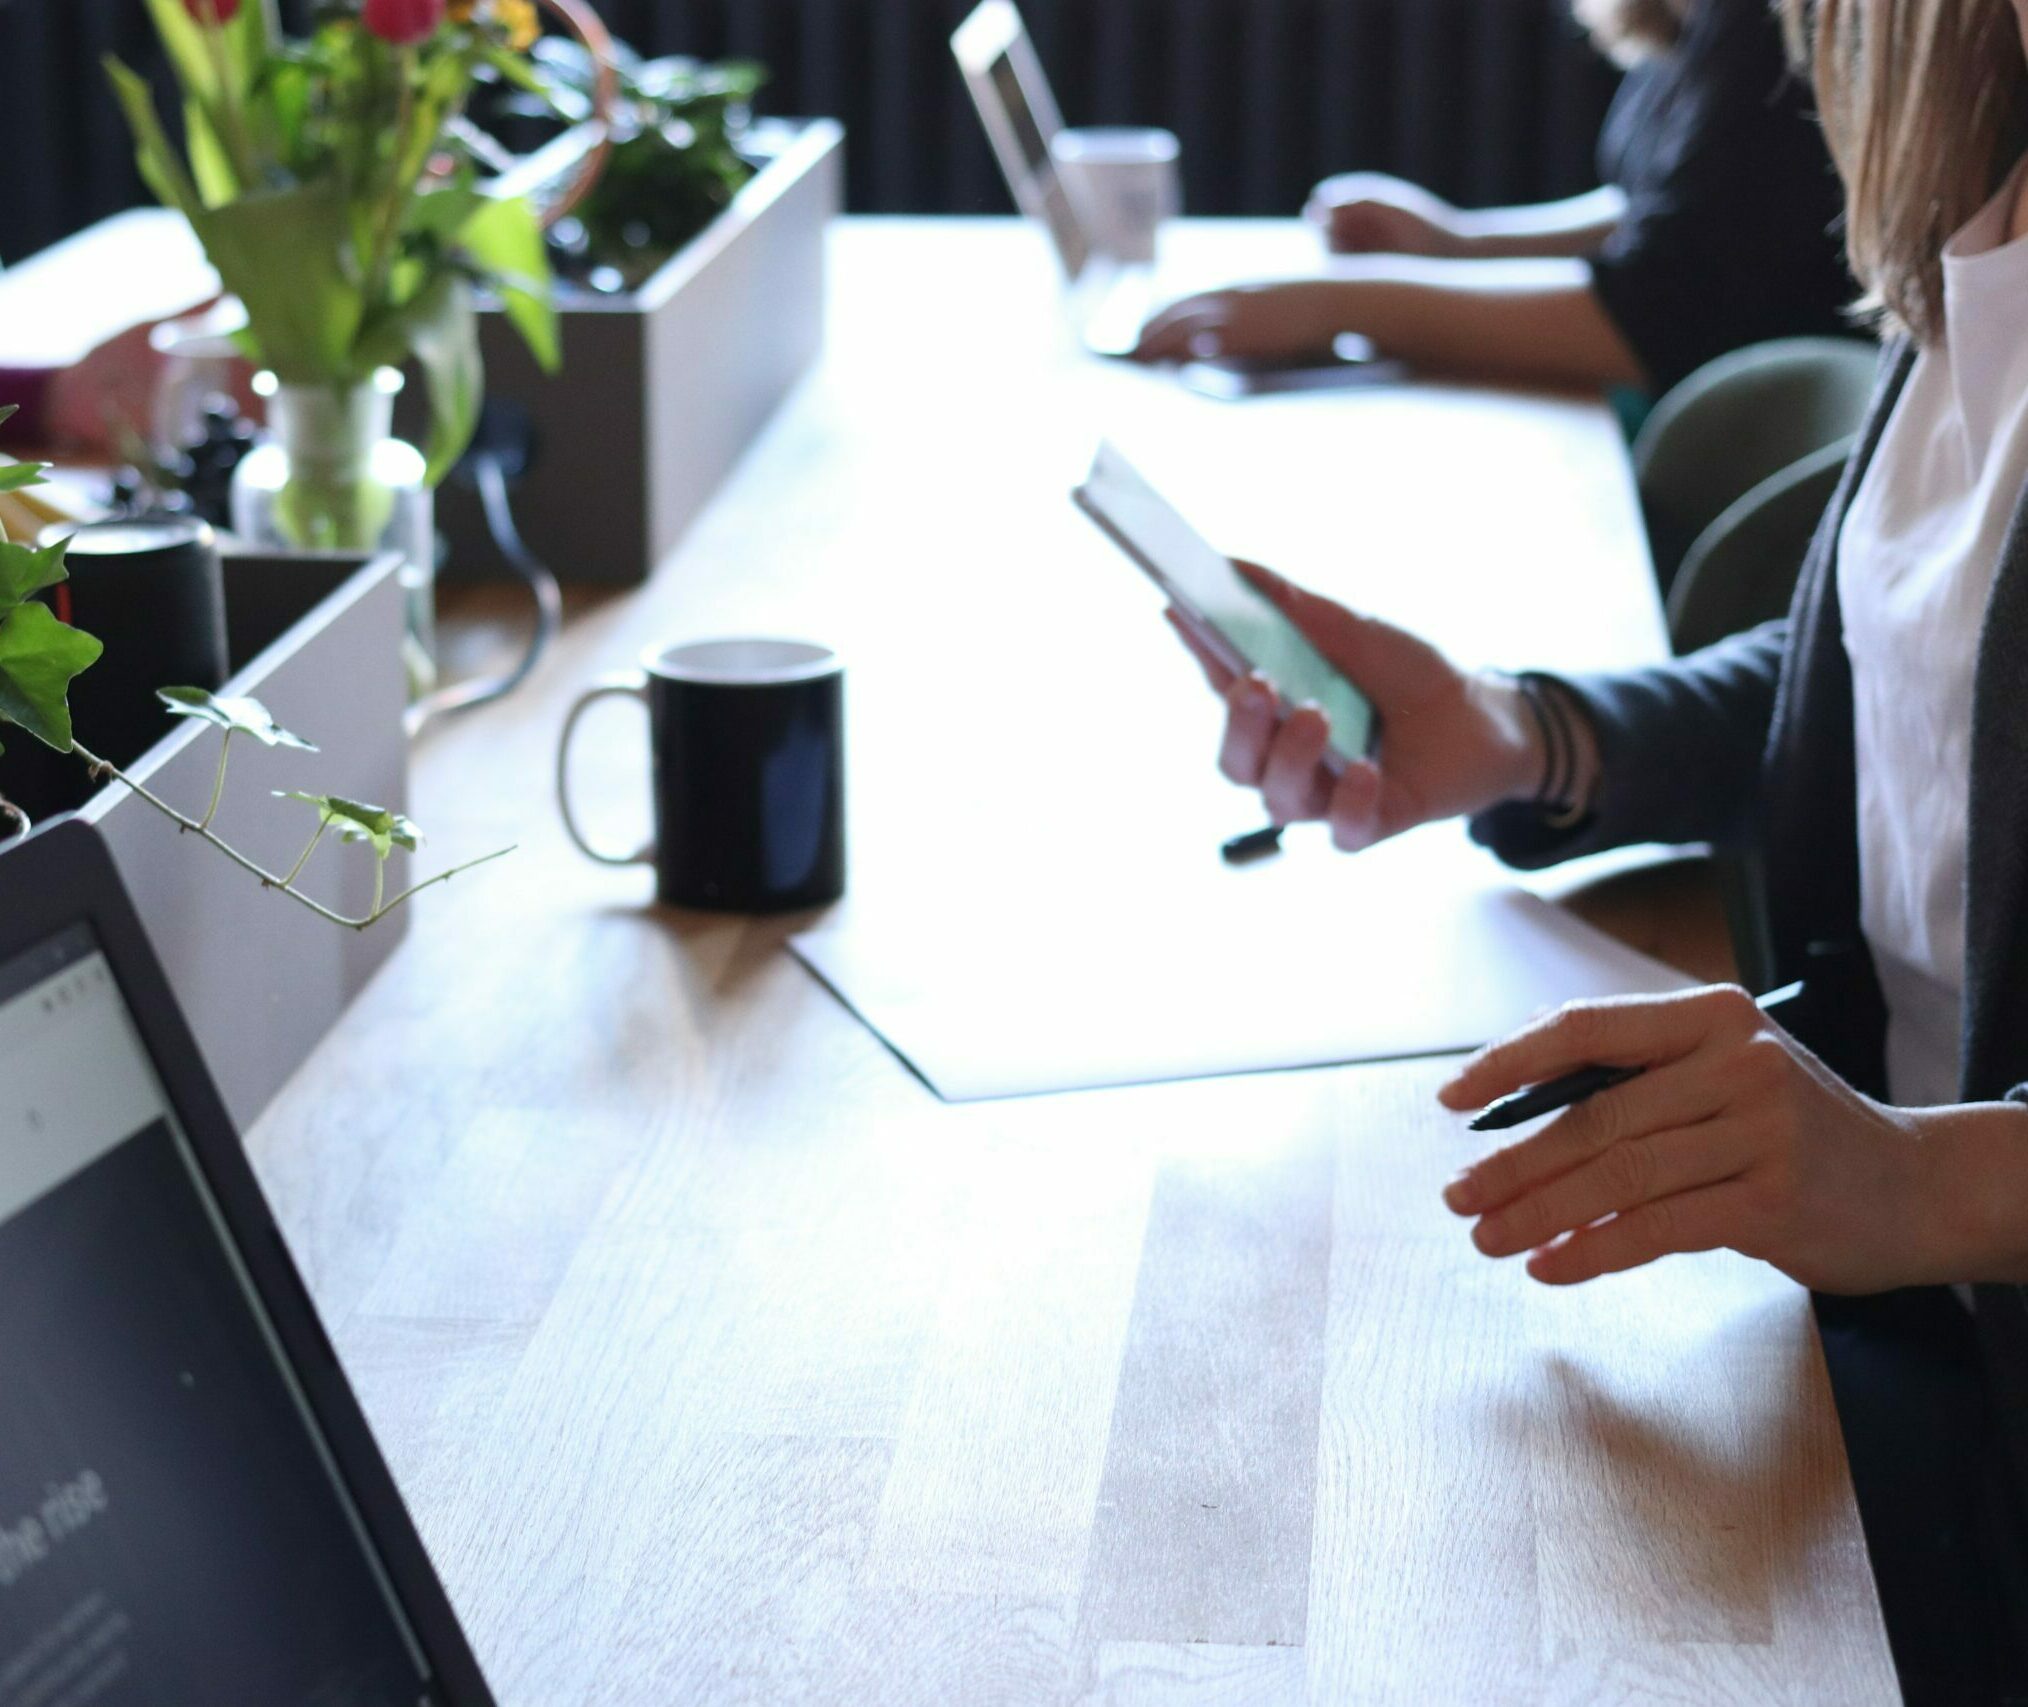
<box><xmin>405</xmin><ymin>444</ymin><xmax>563</xmax><ymax>734</ymax></box>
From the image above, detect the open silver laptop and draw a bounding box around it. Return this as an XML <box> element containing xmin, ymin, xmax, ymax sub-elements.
<box><xmin>951</xmin><ymin>0</ymin><xmax>1159</xmax><ymax>357</ymax></box>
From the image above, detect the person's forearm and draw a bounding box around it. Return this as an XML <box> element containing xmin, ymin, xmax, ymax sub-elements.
<box><xmin>1910</xmin><ymin>1099</ymin><xmax>2028</xmax><ymax>1285</ymax></box>
<box><xmin>0</xmin><ymin>368</ymin><xmax>53</xmax><ymax>445</ymax></box>
<box><xmin>1452</xmin><ymin>187</ymin><xmax>1628</xmax><ymax>260</ymax></box>
<box><xmin>1319</xmin><ymin>259</ymin><xmax>1646</xmax><ymax>389</ymax></box>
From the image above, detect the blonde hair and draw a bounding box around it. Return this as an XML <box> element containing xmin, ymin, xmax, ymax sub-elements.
<box><xmin>1785</xmin><ymin>0</ymin><xmax>2028</xmax><ymax>343</ymax></box>
<box><xmin>1574</xmin><ymin>0</ymin><xmax>1691</xmax><ymax>64</ymax></box>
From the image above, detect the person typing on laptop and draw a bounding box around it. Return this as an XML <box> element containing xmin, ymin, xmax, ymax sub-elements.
<box><xmin>1133</xmin><ymin>0</ymin><xmax>1853</xmax><ymax>396</ymax></box>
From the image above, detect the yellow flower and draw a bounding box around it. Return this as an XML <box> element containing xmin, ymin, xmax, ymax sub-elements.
<box><xmin>494</xmin><ymin>0</ymin><xmax>539</xmax><ymax>50</ymax></box>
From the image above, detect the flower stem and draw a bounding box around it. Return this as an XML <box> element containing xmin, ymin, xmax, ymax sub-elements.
<box><xmin>362</xmin><ymin>45</ymin><xmax>418</xmax><ymax>318</ymax></box>
<box><xmin>198</xmin><ymin>729</ymin><xmax>234</xmax><ymax>832</ymax></box>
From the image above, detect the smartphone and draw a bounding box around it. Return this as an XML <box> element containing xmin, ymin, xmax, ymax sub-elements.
<box><xmin>1072</xmin><ymin>440</ymin><xmax>1377</xmax><ymax>769</ymax></box>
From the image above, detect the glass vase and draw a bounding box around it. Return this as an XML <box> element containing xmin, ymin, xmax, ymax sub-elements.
<box><xmin>231</xmin><ymin>368</ymin><xmax>438</xmax><ymax>698</ymax></box>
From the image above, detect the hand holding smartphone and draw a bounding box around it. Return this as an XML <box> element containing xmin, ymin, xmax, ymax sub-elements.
<box><xmin>1072</xmin><ymin>441</ymin><xmax>1379</xmax><ymax>770</ymax></box>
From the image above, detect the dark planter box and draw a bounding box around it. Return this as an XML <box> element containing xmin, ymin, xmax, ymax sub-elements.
<box><xmin>72</xmin><ymin>551</ymin><xmax>411</xmax><ymax>1132</ymax></box>
<box><xmin>437</xmin><ymin>118</ymin><xmax>845</xmax><ymax>587</ymax></box>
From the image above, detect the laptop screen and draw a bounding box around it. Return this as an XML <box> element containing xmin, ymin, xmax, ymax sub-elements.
<box><xmin>954</xmin><ymin>2</ymin><xmax>1091</xmax><ymax>280</ymax></box>
<box><xmin>0</xmin><ymin>923</ymin><xmax>436</xmax><ymax>1705</ymax></box>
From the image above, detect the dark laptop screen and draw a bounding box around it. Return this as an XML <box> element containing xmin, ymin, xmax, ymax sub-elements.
<box><xmin>0</xmin><ymin>924</ymin><xmax>434</xmax><ymax>1706</ymax></box>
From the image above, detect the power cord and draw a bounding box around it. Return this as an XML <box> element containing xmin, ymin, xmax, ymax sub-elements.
<box><xmin>406</xmin><ymin>400</ymin><xmax>563</xmax><ymax>734</ymax></box>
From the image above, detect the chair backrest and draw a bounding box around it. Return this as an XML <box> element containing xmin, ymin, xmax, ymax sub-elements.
<box><xmin>1634</xmin><ymin>337</ymin><xmax>1880</xmax><ymax>595</ymax></box>
<box><xmin>1666</xmin><ymin>436</ymin><xmax>1854</xmax><ymax>655</ymax></box>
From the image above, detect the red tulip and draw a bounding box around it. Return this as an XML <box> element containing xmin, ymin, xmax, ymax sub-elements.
<box><xmin>180</xmin><ymin>0</ymin><xmax>243</xmax><ymax>21</ymax></box>
<box><xmin>362</xmin><ymin>0</ymin><xmax>445</xmax><ymax>45</ymax></box>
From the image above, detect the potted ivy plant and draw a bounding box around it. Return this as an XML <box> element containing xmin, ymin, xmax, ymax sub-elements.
<box><xmin>0</xmin><ymin>410</ymin><xmax>503</xmax><ymax>928</ymax></box>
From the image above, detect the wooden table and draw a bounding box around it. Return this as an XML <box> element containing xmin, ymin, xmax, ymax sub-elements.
<box><xmin>249</xmin><ymin>221</ymin><xmax>1897</xmax><ymax>1705</ymax></box>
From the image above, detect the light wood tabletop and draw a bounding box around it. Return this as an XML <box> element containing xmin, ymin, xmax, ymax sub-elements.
<box><xmin>247</xmin><ymin>220</ymin><xmax>1898</xmax><ymax>1705</ymax></box>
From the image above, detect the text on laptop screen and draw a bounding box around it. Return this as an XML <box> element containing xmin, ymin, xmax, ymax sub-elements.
<box><xmin>0</xmin><ymin>924</ymin><xmax>435</xmax><ymax>1706</ymax></box>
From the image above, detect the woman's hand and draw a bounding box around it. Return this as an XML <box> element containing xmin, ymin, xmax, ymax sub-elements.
<box><xmin>1437</xmin><ymin>986</ymin><xmax>1940</xmax><ymax>1293</ymax></box>
<box><xmin>1305</xmin><ymin>173</ymin><xmax>1469</xmax><ymax>258</ymax></box>
<box><xmin>1132</xmin><ymin>282</ymin><xmax>1362</xmax><ymax>364</ymax></box>
<box><xmin>1168</xmin><ymin>561</ymin><xmax>1546</xmax><ymax>850</ymax></box>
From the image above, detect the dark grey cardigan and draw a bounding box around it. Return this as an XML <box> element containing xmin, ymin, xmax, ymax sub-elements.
<box><xmin>1471</xmin><ymin>340</ymin><xmax>2028</xmax><ymax>1503</ymax></box>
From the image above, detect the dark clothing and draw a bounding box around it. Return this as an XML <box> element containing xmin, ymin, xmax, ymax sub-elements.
<box><xmin>0</xmin><ymin>367</ymin><xmax>52</xmax><ymax>443</ymax></box>
<box><xmin>1472</xmin><ymin>339</ymin><xmax>2028</xmax><ymax>1700</ymax></box>
<box><xmin>1816</xmin><ymin>1289</ymin><xmax>2028</xmax><ymax>1706</ymax></box>
<box><xmin>1590</xmin><ymin>0</ymin><xmax>1852</xmax><ymax>394</ymax></box>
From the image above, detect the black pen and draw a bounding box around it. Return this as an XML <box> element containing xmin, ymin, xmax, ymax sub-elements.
<box><xmin>1467</xmin><ymin>980</ymin><xmax>1807</xmax><ymax>1133</ymax></box>
<box><xmin>1221</xmin><ymin>824</ymin><xmax>1284</xmax><ymax>865</ymax></box>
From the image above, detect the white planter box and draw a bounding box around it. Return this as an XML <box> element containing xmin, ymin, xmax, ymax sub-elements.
<box><xmin>438</xmin><ymin>118</ymin><xmax>845</xmax><ymax>586</ymax></box>
<box><xmin>82</xmin><ymin>550</ymin><xmax>411</xmax><ymax>1131</ymax></box>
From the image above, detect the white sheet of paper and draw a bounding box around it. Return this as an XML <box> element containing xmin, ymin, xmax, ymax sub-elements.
<box><xmin>791</xmin><ymin>824</ymin><xmax>1695</xmax><ymax>1102</ymax></box>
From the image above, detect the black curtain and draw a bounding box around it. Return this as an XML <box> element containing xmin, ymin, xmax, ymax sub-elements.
<box><xmin>0</xmin><ymin>0</ymin><xmax>1619</xmax><ymax>263</ymax></box>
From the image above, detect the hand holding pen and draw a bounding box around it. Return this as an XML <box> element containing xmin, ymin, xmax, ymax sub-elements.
<box><xmin>1468</xmin><ymin>981</ymin><xmax>1805</xmax><ymax>1132</ymax></box>
<box><xmin>1434</xmin><ymin>981</ymin><xmax>1941</xmax><ymax>1294</ymax></box>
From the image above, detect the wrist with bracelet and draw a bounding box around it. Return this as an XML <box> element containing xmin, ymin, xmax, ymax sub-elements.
<box><xmin>1511</xmin><ymin>672</ymin><xmax>1597</xmax><ymax>829</ymax></box>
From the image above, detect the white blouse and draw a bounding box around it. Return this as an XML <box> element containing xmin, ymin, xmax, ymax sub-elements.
<box><xmin>1838</xmin><ymin>158</ymin><xmax>2028</xmax><ymax>1109</ymax></box>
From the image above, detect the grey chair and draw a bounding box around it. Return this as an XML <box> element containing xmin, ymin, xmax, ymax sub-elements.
<box><xmin>1634</xmin><ymin>336</ymin><xmax>1881</xmax><ymax>598</ymax></box>
<box><xmin>1660</xmin><ymin>441</ymin><xmax>1860</xmax><ymax>993</ymax></box>
<box><xmin>1666</xmin><ymin>436</ymin><xmax>1855</xmax><ymax>654</ymax></box>
<box><xmin>1634</xmin><ymin>342</ymin><xmax>1879</xmax><ymax>994</ymax></box>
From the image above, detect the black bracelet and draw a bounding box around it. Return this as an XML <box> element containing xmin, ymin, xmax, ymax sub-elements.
<box><xmin>1514</xmin><ymin>673</ymin><xmax>1566</xmax><ymax>813</ymax></box>
<box><xmin>1521</xmin><ymin>672</ymin><xmax>1598</xmax><ymax>830</ymax></box>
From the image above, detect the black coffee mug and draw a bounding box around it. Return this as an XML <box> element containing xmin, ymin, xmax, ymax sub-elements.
<box><xmin>557</xmin><ymin>639</ymin><xmax>846</xmax><ymax>912</ymax></box>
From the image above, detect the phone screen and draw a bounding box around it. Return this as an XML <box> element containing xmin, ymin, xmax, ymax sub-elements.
<box><xmin>1074</xmin><ymin>442</ymin><xmax>1376</xmax><ymax>765</ymax></box>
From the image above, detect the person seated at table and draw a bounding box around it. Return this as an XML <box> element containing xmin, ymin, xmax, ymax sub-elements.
<box><xmin>1132</xmin><ymin>0</ymin><xmax>1852</xmax><ymax>396</ymax></box>
<box><xmin>1165</xmin><ymin>0</ymin><xmax>2028</xmax><ymax>1697</ymax></box>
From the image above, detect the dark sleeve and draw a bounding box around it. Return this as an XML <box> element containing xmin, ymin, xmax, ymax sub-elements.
<box><xmin>0</xmin><ymin>367</ymin><xmax>52</xmax><ymax>442</ymax></box>
<box><xmin>1469</xmin><ymin>621</ymin><xmax>1787</xmax><ymax>868</ymax></box>
<box><xmin>1588</xmin><ymin>0</ymin><xmax>1851</xmax><ymax>394</ymax></box>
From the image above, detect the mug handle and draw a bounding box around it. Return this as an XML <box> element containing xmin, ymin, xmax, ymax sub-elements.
<box><xmin>556</xmin><ymin>674</ymin><xmax>656</xmax><ymax>867</ymax></box>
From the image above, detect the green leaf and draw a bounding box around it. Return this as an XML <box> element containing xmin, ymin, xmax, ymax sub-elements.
<box><xmin>142</xmin><ymin>0</ymin><xmax>272</xmax><ymax>112</ymax></box>
<box><xmin>0</xmin><ymin>406</ymin><xmax>17</xmax><ymax>430</ymax></box>
<box><xmin>0</xmin><ymin>539</ymin><xmax>69</xmax><ymax>609</ymax></box>
<box><xmin>183</xmin><ymin>95</ymin><xmax>242</xmax><ymax>207</ymax></box>
<box><xmin>476</xmin><ymin>39</ymin><xmax>550</xmax><ymax>98</ymax></box>
<box><xmin>278</xmin><ymin>792</ymin><xmax>422</xmax><ymax>859</ymax></box>
<box><xmin>405</xmin><ymin>181</ymin><xmax>487</xmax><ymax>244</ymax></box>
<box><xmin>188</xmin><ymin>180</ymin><xmax>365</xmax><ymax>380</ymax></box>
<box><xmin>104</xmin><ymin>56</ymin><xmax>205</xmax><ymax>221</ymax></box>
<box><xmin>158</xmin><ymin>686</ymin><xmax>319</xmax><ymax>751</ymax></box>
<box><xmin>0</xmin><ymin>604</ymin><xmax>104</xmax><ymax>754</ymax></box>
<box><xmin>403</xmin><ymin>273</ymin><xmax>483</xmax><ymax>486</ymax></box>
<box><xmin>458</xmin><ymin>194</ymin><xmax>559</xmax><ymax>373</ymax></box>
<box><xmin>0</xmin><ymin>463</ymin><xmax>49</xmax><ymax>496</ymax></box>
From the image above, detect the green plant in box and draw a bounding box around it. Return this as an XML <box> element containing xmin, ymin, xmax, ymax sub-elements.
<box><xmin>0</xmin><ymin>410</ymin><xmax>508</xmax><ymax>928</ymax></box>
<box><xmin>529</xmin><ymin>38</ymin><xmax>764</xmax><ymax>290</ymax></box>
